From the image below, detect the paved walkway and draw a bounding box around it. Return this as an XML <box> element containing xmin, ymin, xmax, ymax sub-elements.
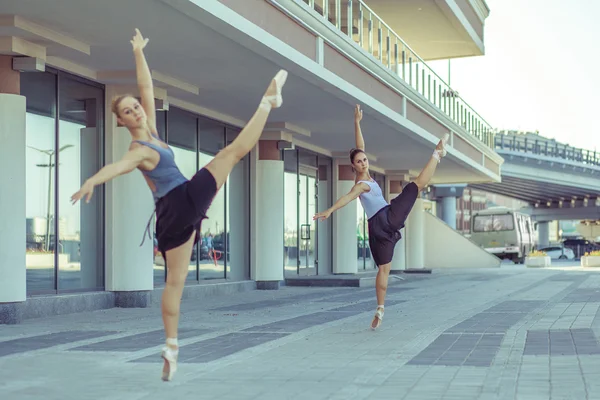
<box><xmin>1</xmin><ymin>263</ymin><xmax>600</xmax><ymax>399</ymax></box>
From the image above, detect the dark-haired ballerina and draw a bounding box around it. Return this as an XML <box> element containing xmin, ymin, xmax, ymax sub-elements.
<box><xmin>314</xmin><ymin>104</ymin><xmax>448</xmax><ymax>330</ymax></box>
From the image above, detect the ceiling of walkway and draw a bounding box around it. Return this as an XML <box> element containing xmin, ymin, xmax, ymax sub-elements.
<box><xmin>1</xmin><ymin>0</ymin><xmax>495</xmax><ymax>183</ymax></box>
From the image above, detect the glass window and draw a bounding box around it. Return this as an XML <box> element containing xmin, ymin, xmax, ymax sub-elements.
<box><xmin>167</xmin><ymin>107</ymin><xmax>198</xmax><ymax>283</ymax></box>
<box><xmin>283</xmin><ymin>149</ymin><xmax>298</xmax><ymax>276</ymax></box>
<box><xmin>23</xmin><ymin>71</ymin><xmax>57</xmax><ymax>293</ymax></box>
<box><xmin>22</xmin><ymin>70</ymin><xmax>105</xmax><ymax>293</ymax></box>
<box><xmin>226</xmin><ymin>127</ymin><xmax>250</xmax><ymax>281</ymax></box>
<box><xmin>317</xmin><ymin>157</ymin><xmax>333</xmax><ymax>275</ymax></box>
<box><xmin>198</xmin><ymin>117</ymin><xmax>225</xmax><ymax>279</ymax></box>
<box><xmin>473</xmin><ymin>214</ymin><xmax>515</xmax><ymax>232</ymax></box>
<box><xmin>57</xmin><ymin>75</ymin><xmax>104</xmax><ymax>291</ymax></box>
<box><xmin>357</xmin><ymin>200</ymin><xmax>369</xmax><ymax>270</ymax></box>
<box><xmin>156</xmin><ymin>110</ymin><xmax>167</xmax><ymax>140</ymax></box>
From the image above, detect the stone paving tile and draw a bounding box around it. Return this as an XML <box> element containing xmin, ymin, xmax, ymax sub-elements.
<box><xmin>313</xmin><ymin>291</ymin><xmax>377</xmax><ymax>303</ymax></box>
<box><xmin>0</xmin><ymin>330</ymin><xmax>116</xmax><ymax>357</ymax></box>
<box><xmin>523</xmin><ymin>328</ymin><xmax>600</xmax><ymax>356</ymax></box>
<box><xmin>208</xmin><ymin>289</ymin><xmax>338</xmax><ymax>311</ymax></box>
<box><xmin>466</xmin><ymin>275</ymin><xmax>508</xmax><ymax>282</ymax></box>
<box><xmin>484</xmin><ymin>300</ymin><xmax>545</xmax><ymax>313</ymax></box>
<box><xmin>69</xmin><ymin>328</ymin><xmax>211</xmax><ymax>352</ymax></box>
<box><xmin>561</xmin><ymin>287</ymin><xmax>600</xmax><ymax>302</ymax></box>
<box><xmin>3</xmin><ymin>266</ymin><xmax>600</xmax><ymax>400</ymax></box>
<box><xmin>241</xmin><ymin>311</ymin><xmax>352</xmax><ymax>333</ymax></box>
<box><xmin>407</xmin><ymin>333</ymin><xmax>504</xmax><ymax>367</ymax></box>
<box><xmin>329</xmin><ymin>299</ymin><xmax>405</xmax><ymax>312</ymax></box>
<box><xmin>136</xmin><ymin>332</ymin><xmax>290</xmax><ymax>364</ymax></box>
<box><xmin>210</xmin><ymin>285</ymin><xmax>412</xmax><ymax>311</ymax></box>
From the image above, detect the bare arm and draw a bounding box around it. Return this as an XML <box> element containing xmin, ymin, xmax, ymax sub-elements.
<box><xmin>87</xmin><ymin>147</ymin><xmax>149</xmax><ymax>186</ymax></box>
<box><xmin>354</xmin><ymin>104</ymin><xmax>364</xmax><ymax>150</ymax></box>
<box><xmin>314</xmin><ymin>182</ymin><xmax>369</xmax><ymax>221</ymax></box>
<box><xmin>71</xmin><ymin>146</ymin><xmax>151</xmax><ymax>204</ymax></box>
<box><xmin>131</xmin><ymin>29</ymin><xmax>157</xmax><ymax>134</ymax></box>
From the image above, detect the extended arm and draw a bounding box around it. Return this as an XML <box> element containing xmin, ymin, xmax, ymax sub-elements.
<box><xmin>71</xmin><ymin>146</ymin><xmax>150</xmax><ymax>204</ymax></box>
<box><xmin>354</xmin><ymin>104</ymin><xmax>364</xmax><ymax>150</ymax></box>
<box><xmin>131</xmin><ymin>29</ymin><xmax>157</xmax><ymax>134</ymax></box>
<box><xmin>314</xmin><ymin>182</ymin><xmax>368</xmax><ymax>221</ymax></box>
<box><xmin>88</xmin><ymin>148</ymin><xmax>148</xmax><ymax>186</ymax></box>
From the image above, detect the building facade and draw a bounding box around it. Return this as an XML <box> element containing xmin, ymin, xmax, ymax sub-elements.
<box><xmin>0</xmin><ymin>0</ymin><xmax>498</xmax><ymax>324</ymax></box>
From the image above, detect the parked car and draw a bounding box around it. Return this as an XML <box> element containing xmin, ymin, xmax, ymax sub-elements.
<box><xmin>537</xmin><ymin>245</ymin><xmax>575</xmax><ymax>260</ymax></box>
<box><xmin>562</xmin><ymin>238</ymin><xmax>600</xmax><ymax>259</ymax></box>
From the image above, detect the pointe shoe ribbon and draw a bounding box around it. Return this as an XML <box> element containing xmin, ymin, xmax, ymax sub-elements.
<box><xmin>263</xmin><ymin>69</ymin><xmax>288</xmax><ymax>108</ymax></box>
<box><xmin>433</xmin><ymin>133</ymin><xmax>450</xmax><ymax>162</ymax></box>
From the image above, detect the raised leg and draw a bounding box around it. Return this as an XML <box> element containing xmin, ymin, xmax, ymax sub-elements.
<box><xmin>413</xmin><ymin>133</ymin><xmax>449</xmax><ymax>191</ymax></box>
<box><xmin>204</xmin><ymin>70</ymin><xmax>288</xmax><ymax>190</ymax></box>
<box><xmin>160</xmin><ymin>230</ymin><xmax>196</xmax><ymax>381</ymax></box>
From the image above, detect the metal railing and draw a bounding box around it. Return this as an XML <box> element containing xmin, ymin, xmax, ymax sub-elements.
<box><xmin>300</xmin><ymin>0</ymin><xmax>495</xmax><ymax>148</ymax></box>
<box><xmin>495</xmin><ymin>134</ymin><xmax>600</xmax><ymax>167</ymax></box>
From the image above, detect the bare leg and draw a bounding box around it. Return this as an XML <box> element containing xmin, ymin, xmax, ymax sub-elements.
<box><xmin>371</xmin><ymin>263</ymin><xmax>391</xmax><ymax>329</ymax></box>
<box><xmin>205</xmin><ymin>70</ymin><xmax>288</xmax><ymax>190</ymax></box>
<box><xmin>413</xmin><ymin>134</ymin><xmax>449</xmax><ymax>191</ymax></box>
<box><xmin>160</xmin><ymin>231</ymin><xmax>196</xmax><ymax>381</ymax></box>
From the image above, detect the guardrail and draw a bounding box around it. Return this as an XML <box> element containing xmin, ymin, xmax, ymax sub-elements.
<box><xmin>299</xmin><ymin>0</ymin><xmax>495</xmax><ymax>148</ymax></box>
<box><xmin>495</xmin><ymin>134</ymin><xmax>600</xmax><ymax>166</ymax></box>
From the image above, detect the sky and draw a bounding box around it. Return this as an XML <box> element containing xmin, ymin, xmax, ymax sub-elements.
<box><xmin>426</xmin><ymin>0</ymin><xmax>600</xmax><ymax>151</ymax></box>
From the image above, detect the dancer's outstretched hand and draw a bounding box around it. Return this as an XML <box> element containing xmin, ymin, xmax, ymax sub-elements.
<box><xmin>354</xmin><ymin>104</ymin><xmax>363</xmax><ymax>122</ymax></box>
<box><xmin>71</xmin><ymin>181</ymin><xmax>95</xmax><ymax>205</ymax></box>
<box><xmin>130</xmin><ymin>28</ymin><xmax>149</xmax><ymax>51</ymax></box>
<box><xmin>313</xmin><ymin>210</ymin><xmax>331</xmax><ymax>221</ymax></box>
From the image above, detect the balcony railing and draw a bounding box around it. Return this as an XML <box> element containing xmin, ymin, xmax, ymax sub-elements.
<box><xmin>298</xmin><ymin>0</ymin><xmax>495</xmax><ymax>148</ymax></box>
<box><xmin>495</xmin><ymin>134</ymin><xmax>600</xmax><ymax>167</ymax></box>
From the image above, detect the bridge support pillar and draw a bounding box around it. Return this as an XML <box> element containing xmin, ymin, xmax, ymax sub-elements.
<box><xmin>538</xmin><ymin>221</ymin><xmax>550</xmax><ymax>248</ymax></box>
<box><xmin>441</xmin><ymin>197</ymin><xmax>457</xmax><ymax>230</ymax></box>
<box><xmin>432</xmin><ymin>185</ymin><xmax>466</xmax><ymax>230</ymax></box>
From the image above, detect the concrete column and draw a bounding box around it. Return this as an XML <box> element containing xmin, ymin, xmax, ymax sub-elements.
<box><xmin>388</xmin><ymin>180</ymin><xmax>406</xmax><ymax>273</ymax></box>
<box><xmin>0</xmin><ymin>92</ymin><xmax>27</xmax><ymax>323</ymax></box>
<box><xmin>104</xmin><ymin>86</ymin><xmax>154</xmax><ymax>307</ymax></box>
<box><xmin>441</xmin><ymin>196</ymin><xmax>457</xmax><ymax>229</ymax></box>
<box><xmin>252</xmin><ymin>140</ymin><xmax>284</xmax><ymax>289</ymax></box>
<box><xmin>405</xmin><ymin>198</ymin><xmax>426</xmax><ymax>271</ymax></box>
<box><xmin>228</xmin><ymin>157</ymin><xmax>249</xmax><ymax>281</ymax></box>
<box><xmin>333</xmin><ymin>164</ymin><xmax>357</xmax><ymax>274</ymax></box>
<box><xmin>317</xmin><ymin>164</ymin><xmax>332</xmax><ymax>275</ymax></box>
<box><xmin>538</xmin><ymin>221</ymin><xmax>550</xmax><ymax>248</ymax></box>
<box><xmin>79</xmin><ymin>128</ymin><xmax>102</xmax><ymax>289</ymax></box>
<box><xmin>0</xmin><ymin>56</ymin><xmax>26</xmax><ymax>324</ymax></box>
<box><xmin>433</xmin><ymin>184</ymin><xmax>466</xmax><ymax>230</ymax></box>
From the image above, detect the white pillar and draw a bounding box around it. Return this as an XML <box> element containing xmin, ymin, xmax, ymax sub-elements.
<box><xmin>317</xmin><ymin>171</ymin><xmax>332</xmax><ymax>275</ymax></box>
<box><xmin>79</xmin><ymin>127</ymin><xmax>101</xmax><ymax>289</ymax></box>
<box><xmin>538</xmin><ymin>221</ymin><xmax>550</xmax><ymax>248</ymax></box>
<box><xmin>252</xmin><ymin>140</ymin><xmax>284</xmax><ymax>289</ymax></box>
<box><xmin>228</xmin><ymin>160</ymin><xmax>249</xmax><ymax>281</ymax></box>
<box><xmin>387</xmin><ymin>178</ymin><xmax>410</xmax><ymax>273</ymax></box>
<box><xmin>391</xmin><ymin>227</ymin><xmax>407</xmax><ymax>271</ymax></box>
<box><xmin>405</xmin><ymin>198</ymin><xmax>426</xmax><ymax>270</ymax></box>
<box><xmin>0</xmin><ymin>94</ymin><xmax>26</xmax><ymax>323</ymax></box>
<box><xmin>104</xmin><ymin>86</ymin><xmax>154</xmax><ymax>307</ymax></box>
<box><xmin>333</xmin><ymin>164</ymin><xmax>357</xmax><ymax>274</ymax></box>
<box><xmin>390</xmin><ymin>191</ymin><xmax>407</xmax><ymax>273</ymax></box>
<box><xmin>441</xmin><ymin>196</ymin><xmax>457</xmax><ymax>229</ymax></box>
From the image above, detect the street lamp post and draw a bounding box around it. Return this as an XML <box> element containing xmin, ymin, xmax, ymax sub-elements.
<box><xmin>28</xmin><ymin>144</ymin><xmax>73</xmax><ymax>251</ymax></box>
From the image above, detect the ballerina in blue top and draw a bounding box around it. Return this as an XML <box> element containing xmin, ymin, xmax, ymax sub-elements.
<box><xmin>71</xmin><ymin>29</ymin><xmax>288</xmax><ymax>381</ymax></box>
<box><xmin>314</xmin><ymin>104</ymin><xmax>448</xmax><ymax>330</ymax></box>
